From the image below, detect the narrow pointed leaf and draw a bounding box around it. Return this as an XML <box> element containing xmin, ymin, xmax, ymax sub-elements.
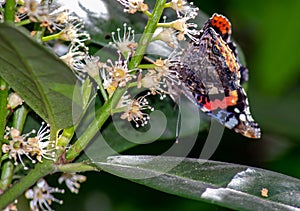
<box><xmin>95</xmin><ymin>155</ymin><xmax>300</xmax><ymax>211</ymax></box>
<box><xmin>0</xmin><ymin>23</ymin><xmax>81</xmax><ymax>128</ymax></box>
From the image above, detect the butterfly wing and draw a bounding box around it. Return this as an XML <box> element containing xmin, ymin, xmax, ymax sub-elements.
<box><xmin>175</xmin><ymin>15</ymin><xmax>261</xmax><ymax>139</ymax></box>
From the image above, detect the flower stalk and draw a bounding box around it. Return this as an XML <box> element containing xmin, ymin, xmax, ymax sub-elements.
<box><xmin>65</xmin><ymin>0</ymin><xmax>167</xmax><ymax>161</ymax></box>
<box><xmin>65</xmin><ymin>87</ymin><xmax>125</xmax><ymax>161</ymax></box>
<box><xmin>0</xmin><ymin>160</ymin><xmax>55</xmax><ymax>209</ymax></box>
<box><xmin>0</xmin><ymin>0</ymin><xmax>17</xmax><ymax>205</ymax></box>
<box><xmin>41</xmin><ymin>33</ymin><xmax>60</xmax><ymax>42</ymax></box>
<box><xmin>129</xmin><ymin>0</ymin><xmax>167</xmax><ymax>70</ymax></box>
<box><xmin>0</xmin><ymin>0</ymin><xmax>170</xmax><ymax>209</ymax></box>
<box><xmin>0</xmin><ymin>106</ymin><xmax>28</xmax><ymax>192</ymax></box>
<box><xmin>12</xmin><ymin>106</ymin><xmax>29</xmax><ymax>133</ymax></box>
<box><xmin>0</xmin><ymin>161</ymin><xmax>14</xmax><ymax>190</ymax></box>
<box><xmin>0</xmin><ymin>0</ymin><xmax>14</xmax><ymax>147</ymax></box>
<box><xmin>0</xmin><ymin>78</ymin><xmax>8</xmax><ymax>145</ymax></box>
<box><xmin>4</xmin><ymin>0</ymin><xmax>15</xmax><ymax>23</ymax></box>
<box><xmin>56</xmin><ymin>162</ymin><xmax>98</xmax><ymax>173</ymax></box>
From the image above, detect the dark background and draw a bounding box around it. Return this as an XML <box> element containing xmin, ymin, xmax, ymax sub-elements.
<box><xmin>54</xmin><ymin>0</ymin><xmax>300</xmax><ymax>210</ymax></box>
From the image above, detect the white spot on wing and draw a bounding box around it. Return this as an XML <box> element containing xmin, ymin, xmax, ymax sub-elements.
<box><xmin>239</xmin><ymin>114</ymin><xmax>246</xmax><ymax>122</ymax></box>
<box><xmin>247</xmin><ymin>115</ymin><xmax>254</xmax><ymax>122</ymax></box>
<box><xmin>245</xmin><ymin>106</ymin><xmax>250</xmax><ymax>114</ymax></box>
<box><xmin>245</xmin><ymin>98</ymin><xmax>249</xmax><ymax>105</ymax></box>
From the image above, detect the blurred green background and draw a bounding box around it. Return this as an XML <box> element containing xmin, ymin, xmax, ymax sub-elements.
<box><xmin>53</xmin><ymin>0</ymin><xmax>300</xmax><ymax>210</ymax></box>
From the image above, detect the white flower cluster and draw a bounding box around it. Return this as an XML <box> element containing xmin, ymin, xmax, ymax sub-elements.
<box><xmin>25</xmin><ymin>173</ymin><xmax>87</xmax><ymax>211</ymax></box>
<box><xmin>2</xmin><ymin>123</ymin><xmax>56</xmax><ymax>170</ymax></box>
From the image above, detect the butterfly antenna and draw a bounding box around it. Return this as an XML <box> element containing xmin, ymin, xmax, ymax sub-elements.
<box><xmin>175</xmin><ymin>107</ymin><xmax>181</xmax><ymax>143</ymax></box>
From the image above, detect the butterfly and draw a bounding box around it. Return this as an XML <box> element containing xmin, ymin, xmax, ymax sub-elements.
<box><xmin>173</xmin><ymin>14</ymin><xmax>261</xmax><ymax>139</ymax></box>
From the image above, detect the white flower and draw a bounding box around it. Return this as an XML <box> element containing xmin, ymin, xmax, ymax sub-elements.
<box><xmin>25</xmin><ymin>179</ymin><xmax>64</xmax><ymax>211</ymax></box>
<box><xmin>58</xmin><ymin>15</ymin><xmax>90</xmax><ymax>45</ymax></box>
<box><xmin>18</xmin><ymin>0</ymin><xmax>65</xmax><ymax>32</ymax></box>
<box><xmin>58</xmin><ymin>173</ymin><xmax>87</xmax><ymax>194</ymax></box>
<box><xmin>153</xmin><ymin>24</ymin><xmax>178</xmax><ymax>49</ymax></box>
<box><xmin>171</xmin><ymin>17</ymin><xmax>200</xmax><ymax>43</ymax></box>
<box><xmin>60</xmin><ymin>42</ymin><xmax>88</xmax><ymax>80</ymax></box>
<box><xmin>139</xmin><ymin>58</ymin><xmax>181</xmax><ymax>100</ymax></box>
<box><xmin>2</xmin><ymin>127</ymin><xmax>37</xmax><ymax>170</ymax></box>
<box><xmin>27</xmin><ymin>122</ymin><xmax>56</xmax><ymax>163</ymax></box>
<box><xmin>119</xmin><ymin>92</ymin><xmax>154</xmax><ymax>127</ymax></box>
<box><xmin>117</xmin><ymin>0</ymin><xmax>149</xmax><ymax>14</ymax></box>
<box><xmin>1</xmin><ymin>123</ymin><xmax>56</xmax><ymax>170</ymax></box>
<box><xmin>170</xmin><ymin>0</ymin><xmax>198</xmax><ymax>18</ymax></box>
<box><xmin>107</xmin><ymin>57</ymin><xmax>135</xmax><ymax>87</ymax></box>
<box><xmin>110</xmin><ymin>23</ymin><xmax>138</xmax><ymax>56</ymax></box>
<box><xmin>20</xmin><ymin>0</ymin><xmax>48</xmax><ymax>21</ymax></box>
<box><xmin>100</xmin><ymin>52</ymin><xmax>137</xmax><ymax>96</ymax></box>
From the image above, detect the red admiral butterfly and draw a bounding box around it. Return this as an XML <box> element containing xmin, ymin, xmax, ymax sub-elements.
<box><xmin>173</xmin><ymin>14</ymin><xmax>261</xmax><ymax>139</ymax></box>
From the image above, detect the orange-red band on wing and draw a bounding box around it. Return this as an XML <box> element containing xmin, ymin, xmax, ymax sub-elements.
<box><xmin>210</xmin><ymin>14</ymin><xmax>232</xmax><ymax>36</ymax></box>
<box><xmin>202</xmin><ymin>90</ymin><xmax>238</xmax><ymax>111</ymax></box>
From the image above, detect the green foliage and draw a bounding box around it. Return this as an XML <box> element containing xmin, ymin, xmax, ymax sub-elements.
<box><xmin>0</xmin><ymin>24</ymin><xmax>81</xmax><ymax>129</ymax></box>
<box><xmin>0</xmin><ymin>0</ymin><xmax>300</xmax><ymax>210</ymax></box>
<box><xmin>95</xmin><ymin>155</ymin><xmax>300</xmax><ymax>211</ymax></box>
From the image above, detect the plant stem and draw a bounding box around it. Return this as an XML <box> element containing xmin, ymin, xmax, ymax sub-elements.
<box><xmin>65</xmin><ymin>87</ymin><xmax>125</xmax><ymax>161</ymax></box>
<box><xmin>156</xmin><ymin>22</ymin><xmax>173</xmax><ymax>28</ymax></box>
<box><xmin>98</xmin><ymin>82</ymin><xmax>108</xmax><ymax>102</ymax></box>
<box><xmin>56</xmin><ymin>126</ymin><xmax>75</xmax><ymax>149</ymax></box>
<box><xmin>0</xmin><ymin>106</ymin><xmax>28</xmax><ymax>191</ymax></box>
<box><xmin>0</xmin><ymin>0</ymin><xmax>13</xmax><ymax>146</ymax></box>
<box><xmin>1</xmin><ymin>154</ymin><xmax>9</xmax><ymax>162</ymax></box>
<box><xmin>56</xmin><ymin>162</ymin><xmax>98</xmax><ymax>173</ymax></box>
<box><xmin>0</xmin><ymin>0</ymin><xmax>15</xmax><ymax>190</ymax></box>
<box><xmin>164</xmin><ymin>2</ymin><xmax>172</xmax><ymax>8</ymax></box>
<box><xmin>111</xmin><ymin>106</ymin><xmax>127</xmax><ymax>114</ymax></box>
<box><xmin>138</xmin><ymin>64</ymin><xmax>156</xmax><ymax>69</ymax></box>
<box><xmin>0</xmin><ymin>105</ymin><xmax>29</xmax><ymax>201</ymax></box>
<box><xmin>4</xmin><ymin>0</ymin><xmax>15</xmax><ymax>23</ymax></box>
<box><xmin>0</xmin><ymin>108</ymin><xmax>59</xmax><ymax>208</ymax></box>
<box><xmin>0</xmin><ymin>79</ymin><xmax>8</xmax><ymax>144</ymax></box>
<box><xmin>143</xmin><ymin>10</ymin><xmax>152</xmax><ymax>18</ymax></box>
<box><xmin>0</xmin><ymin>160</ymin><xmax>55</xmax><ymax>209</ymax></box>
<box><xmin>15</xmin><ymin>19</ymin><xmax>31</xmax><ymax>26</ymax></box>
<box><xmin>0</xmin><ymin>0</ymin><xmax>168</xmax><ymax>207</ymax></box>
<box><xmin>12</xmin><ymin>106</ymin><xmax>29</xmax><ymax>132</ymax></box>
<box><xmin>0</xmin><ymin>161</ymin><xmax>14</xmax><ymax>190</ymax></box>
<box><xmin>65</xmin><ymin>0</ymin><xmax>167</xmax><ymax>161</ymax></box>
<box><xmin>129</xmin><ymin>0</ymin><xmax>167</xmax><ymax>70</ymax></box>
<box><xmin>92</xmin><ymin>76</ymin><xmax>108</xmax><ymax>102</ymax></box>
<box><xmin>41</xmin><ymin>33</ymin><xmax>60</xmax><ymax>42</ymax></box>
<box><xmin>33</xmin><ymin>24</ymin><xmax>46</xmax><ymax>42</ymax></box>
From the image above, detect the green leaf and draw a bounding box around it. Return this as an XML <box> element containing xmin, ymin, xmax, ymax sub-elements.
<box><xmin>95</xmin><ymin>155</ymin><xmax>300</xmax><ymax>211</ymax></box>
<box><xmin>0</xmin><ymin>23</ymin><xmax>81</xmax><ymax>128</ymax></box>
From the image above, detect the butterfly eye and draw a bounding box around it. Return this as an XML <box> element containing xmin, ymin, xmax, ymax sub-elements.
<box><xmin>212</xmin><ymin>45</ymin><xmax>220</xmax><ymax>55</ymax></box>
